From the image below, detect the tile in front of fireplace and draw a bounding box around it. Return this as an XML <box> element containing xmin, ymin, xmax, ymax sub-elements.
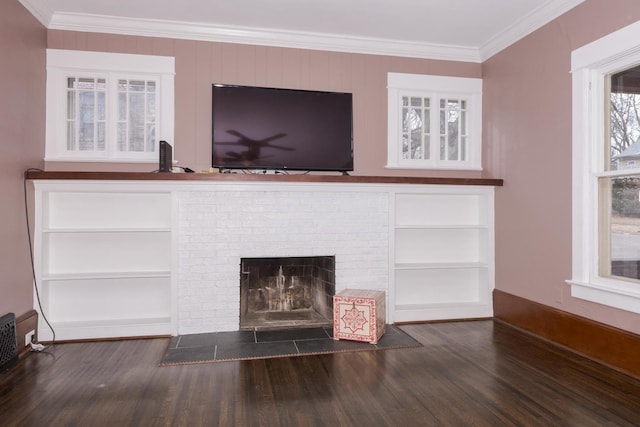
<box><xmin>168</xmin><ymin>330</ymin><xmax>256</xmax><ymax>349</ymax></box>
<box><xmin>295</xmin><ymin>336</ymin><xmax>372</xmax><ymax>354</ymax></box>
<box><xmin>161</xmin><ymin>325</ymin><xmax>422</xmax><ymax>365</ymax></box>
<box><xmin>374</xmin><ymin>325</ymin><xmax>416</xmax><ymax>347</ymax></box>
<box><xmin>255</xmin><ymin>327</ymin><xmax>330</xmax><ymax>343</ymax></box>
<box><xmin>216</xmin><ymin>340</ymin><xmax>299</xmax><ymax>361</ymax></box>
<box><xmin>162</xmin><ymin>345</ymin><xmax>217</xmax><ymax>364</ymax></box>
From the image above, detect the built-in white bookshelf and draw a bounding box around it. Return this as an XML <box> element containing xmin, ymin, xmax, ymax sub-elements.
<box><xmin>34</xmin><ymin>185</ymin><xmax>175</xmax><ymax>341</ymax></box>
<box><xmin>29</xmin><ymin>174</ymin><xmax>499</xmax><ymax>339</ymax></box>
<box><xmin>391</xmin><ymin>188</ymin><xmax>495</xmax><ymax>322</ymax></box>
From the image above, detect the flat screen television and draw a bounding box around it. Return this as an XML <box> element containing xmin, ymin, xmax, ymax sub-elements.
<box><xmin>212</xmin><ymin>84</ymin><xmax>353</xmax><ymax>172</ymax></box>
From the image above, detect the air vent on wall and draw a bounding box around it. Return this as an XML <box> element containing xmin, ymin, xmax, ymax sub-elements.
<box><xmin>0</xmin><ymin>312</ymin><xmax>18</xmax><ymax>372</ymax></box>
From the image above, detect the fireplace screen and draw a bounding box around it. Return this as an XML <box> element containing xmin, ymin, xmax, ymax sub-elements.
<box><xmin>240</xmin><ymin>256</ymin><xmax>335</xmax><ymax>330</ymax></box>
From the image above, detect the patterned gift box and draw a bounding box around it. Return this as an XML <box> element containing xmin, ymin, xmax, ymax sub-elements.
<box><xmin>333</xmin><ymin>289</ymin><xmax>386</xmax><ymax>344</ymax></box>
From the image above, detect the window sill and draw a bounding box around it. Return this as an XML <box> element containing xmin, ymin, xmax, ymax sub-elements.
<box><xmin>45</xmin><ymin>157</ymin><xmax>156</xmax><ymax>164</ymax></box>
<box><xmin>567</xmin><ymin>279</ymin><xmax>640</xmax><ymax>314</ymax></box>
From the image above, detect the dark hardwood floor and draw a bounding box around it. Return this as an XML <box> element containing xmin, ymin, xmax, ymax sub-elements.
<box><xmin>1</xmin><ymin>320</ymin><xmax>639</xmax><ymax>426</ymax></box>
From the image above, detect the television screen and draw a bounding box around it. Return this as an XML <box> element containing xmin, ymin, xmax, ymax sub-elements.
<box><xmin>212</xmin><ymin>84</ymin><xmax>353</xmax><ymax>172</ymax></box>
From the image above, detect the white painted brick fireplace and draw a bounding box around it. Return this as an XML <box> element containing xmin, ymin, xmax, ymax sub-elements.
<box><xmin>176</xmin><ymin>183</ymin><xmax>390</xmax><ymax>334</ymax></box>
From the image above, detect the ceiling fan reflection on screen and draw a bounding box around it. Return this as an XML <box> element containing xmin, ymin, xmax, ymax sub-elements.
<box><xmin>217</xmin><ymin>130</ymin><xmax>294</xmax><ymax>163</ymax></box>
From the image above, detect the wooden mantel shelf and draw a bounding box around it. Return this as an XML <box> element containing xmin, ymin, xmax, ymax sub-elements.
<box><xmin>25</xmin><ymin>171</ymin><xmax>503</xmax><ymax>186</ymax></box>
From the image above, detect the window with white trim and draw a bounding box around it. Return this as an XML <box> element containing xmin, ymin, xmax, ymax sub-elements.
<box><xmin>387</xmin><ymin>73</ymin><xmax>482</xmax><ymax>170</ymax></box>
<box><xmin>570</xmin><ymin>21</ymin><xmax>640</xmax><ymax>314</ymax></box>
<box><xmin>46</xmin><ymin>49</ymin><xmax>175</xmax><ymax>163</ymax></box>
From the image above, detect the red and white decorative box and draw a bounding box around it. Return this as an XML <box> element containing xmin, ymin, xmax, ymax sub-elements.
<box><xmin>333</xmin><ymin>289</ymin><xmax>386</xmax><ymax>344</ymax></box>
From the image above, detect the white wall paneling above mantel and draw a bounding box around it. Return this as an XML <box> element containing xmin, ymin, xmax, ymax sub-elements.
<box><xmin>32</xmin><ymin>178</ymin><xmax>495</xmax><ymax>340</ymax></box>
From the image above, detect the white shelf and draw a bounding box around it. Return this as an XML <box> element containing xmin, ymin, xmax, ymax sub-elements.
<box><xmin>44</xmin><ymin>191</ymin><xmax>172</xmax><ymax>229</ymax></box>
<box><xmin>43</xmin><ymin>270</ymin><xmax>171</xmax><ymax>280</ymax></box>
<box><xmin>395</xmin><ymin>262</ymin><xmax>488</xmax><ymax>270</ymax></box>
<box><xmin>393</xmin><ymin>302</ymin><xmax>493</xmax><ymax>322</ymax></box>
<box><xmin>43</xmin><ymin>227</ymin><xmax>171</xmax><ymax>233</ymax></box>
<box><xmin>43</xmin><ymin>231</ymin><xmax>171</xmax><ymax>275</ymax></box>
<box><xmin>394</xmin><ymin>224</ymin><xmax>488</xmax><ymax>230</ymax></box>
<box><xmin>52</xmin><ymin>317</ymin><xmax>172</xmax><ymax>329</ymax></box>
<box><xmin>38</xmin><ymin>318</ymin><xmax>172</xmax><ymax>341</ymax></box>
<box><xmin>395</xmin><ymin>192</ymin><xmax>488</xmax><ymax>227</ymax></box>
<box><xmin>395</xmin><ymin>227</ymin><xmax>488</xmax><ymax>265</ymax></box>
<box><xmin>391</xmin><ymin>187</ymin><xmax>494</xmax><ymax>322</ymax></box>
<box><xmin>34</xmin><ymin>185</ymin><xmax>175</xmax><ymax>341</ymax></box>
<box><xmin>396</xmin><ymin>301</ymin><xmax>488</xmax><ymax>310</ymax></box>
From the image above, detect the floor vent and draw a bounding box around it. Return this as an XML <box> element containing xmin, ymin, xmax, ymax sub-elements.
<box><xmin>0</xmin><ymin>312</ymin><xmax>18</xmax><ymax>372</ymax></box>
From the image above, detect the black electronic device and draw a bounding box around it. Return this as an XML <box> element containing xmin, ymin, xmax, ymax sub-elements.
<box><xmin>159</xmin><ymin>140</ymin><xmax>173</xmax><ymax>172</ymax></box>
<box><xmin>212</xmin><ymin>84</ymin><xmax>353</xmax><ymax>172</ymax></box>
<box><xmin>0</xmin><ymin>312</ymin><xmax>18</xmax><ymax>372</ymax></box>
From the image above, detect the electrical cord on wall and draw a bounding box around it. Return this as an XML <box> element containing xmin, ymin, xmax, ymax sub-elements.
<box><xmin>23</xmin><ymin>168</ymin><xmax>56</xmax><ymax>350</ymax></box>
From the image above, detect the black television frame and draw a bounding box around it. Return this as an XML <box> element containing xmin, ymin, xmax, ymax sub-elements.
<box><xmin>211</xmin><ymin>83</ymin><xmax>354</xmax><ymax>173</ymax></box>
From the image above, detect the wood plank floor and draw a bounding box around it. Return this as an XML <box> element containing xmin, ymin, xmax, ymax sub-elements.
<box><xmin>1</xmin><ymin>320</ymin><xmax>639</xmax><ymax>426</ymax></box>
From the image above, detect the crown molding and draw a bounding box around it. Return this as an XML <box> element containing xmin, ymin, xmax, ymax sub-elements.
<box><xmin>18</xmin><ymin>0</ymin><xmax>53</xmax><ymax>27</ymax></box>
<box><xmin>479</xmin><ymin>0</ymin><xmax>586</xmax><ymax>61</ymax></box>
<box><xmin>27</xmin><ymin>0</ymin><xmax>586</xmax><ymax>63</ymax></box>
<box><xmin>48</xmin><ymin>12</ymin><xmax>482</xmax><ymax>62</ymax></box>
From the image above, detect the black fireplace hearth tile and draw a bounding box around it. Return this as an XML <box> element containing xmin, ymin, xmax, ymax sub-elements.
<box><xmin>167</xmin><ymin>336</ymin><xmax>180</xmax><ymax>349</ymax></box>
<box><xmin>256</xmin><ymin>327</ymin><xmax>330</xmax><ymax>343</ymax></box>
<box><xmin>294</xmin><ymin>336</ymin><xmax>372</xmax><ymax>354</ymax></box>
<box><xmin>162</xmin><ymin>345</ymin><xmax>217</xmax><ymax>364</ymax></box>
<box><xmin>374</xmin><ymin>327</ymin><xmax>413</xmax><ymax>346</ymax></box>
<box><xmin>216</xmin><ymin>340</ymin><xmax>299</xmax><ymax>361</ymax></box>
<box><xmin>174</xmin><ymin>330</ymin><xmax>256</xmax><ymax>349</ymax></box>
<box><xmin>160</xmin><ymin>325</ymin><xmax>422</xmax><ymax>366</ymax></box>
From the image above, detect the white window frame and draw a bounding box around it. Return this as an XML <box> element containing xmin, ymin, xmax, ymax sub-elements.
<box><xmin>387</xmin><ymin>73</ymin><xmax>482</xmax><ymax>171</ymax></box>
<box><xmin>46</xmin><ymin>49</ymin><xmax>175</xmax><ymax>163</ymax></box>
<box><xmin>569</xmin><ymin>20</ymin><xmax>640</xmax><ymax>314</ymax></box>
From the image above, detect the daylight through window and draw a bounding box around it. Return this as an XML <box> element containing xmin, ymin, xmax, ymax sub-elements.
<box><xmin>602</xmin><ymin>65</ymin><xmax>640</xmax><ymax>282</ymax></box>
<box><xmin>388</xmin><ymin>73</ymin><xmax>481</xmax><ymax>171</ymax></box>
<box><xmin>569</xmin><ymin>20</ymin><xmax>640</xmax><ymax>313</ymax></box>
<box><xmin>46</xmin><ymin>49</ymin><xmax>174</xmax><ymax>163</ymax></box>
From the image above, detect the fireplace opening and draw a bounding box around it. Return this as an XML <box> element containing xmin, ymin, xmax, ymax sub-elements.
<box><xmin>240</xmin><ymin>256</ymin><xmax>335</xmax><ymax>330</ymax></box>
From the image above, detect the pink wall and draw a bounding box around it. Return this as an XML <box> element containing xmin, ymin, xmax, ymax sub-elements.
<box><xmin>484</xmin><ymin>0</ymin><xmax>640</xmax><ymax>334</ymax></box>
<box><xmin>45</xmin><ymin>31</ymin><xmax>482</xmax><ymax>177</ymax></box>
<box><xmin>8</xmin><ymin>0</ymin><xmax>638</xmax><ymax>335</ymax></box>
<box><xmin>0</xmin><ymin>0</ymin><xmax>46</xmax><ymax>317</ymax></box>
